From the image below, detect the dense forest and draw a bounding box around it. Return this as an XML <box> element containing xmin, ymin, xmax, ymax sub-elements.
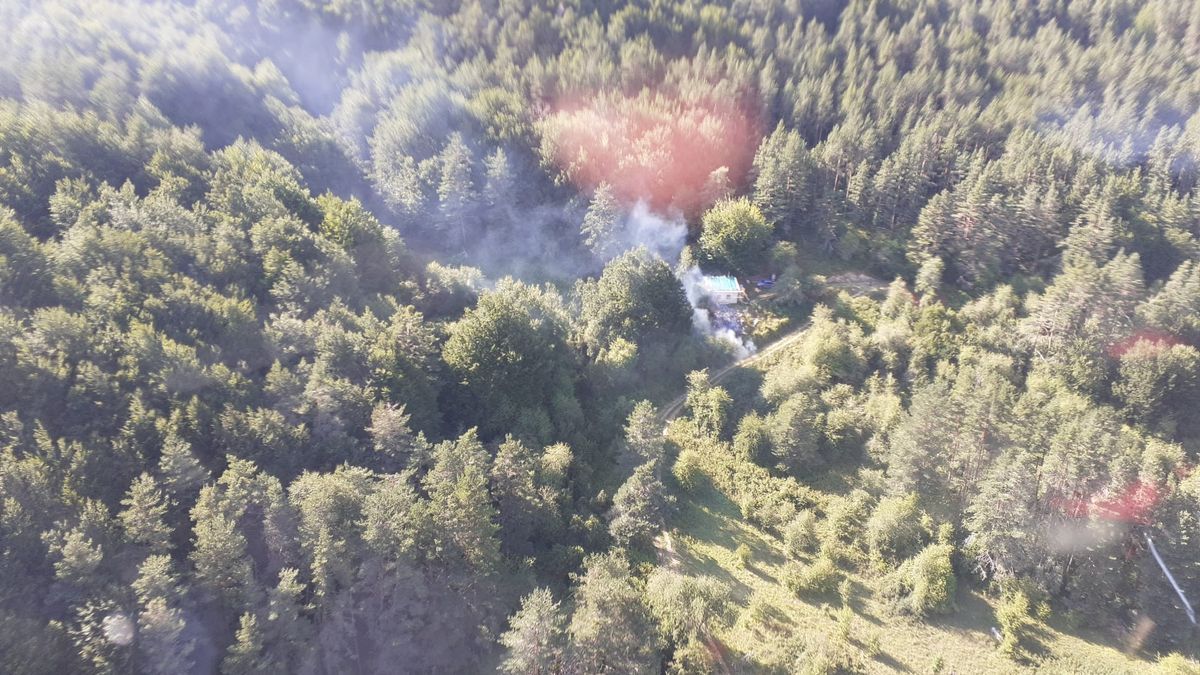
<box><xmin>1</xmin><ymin>0</ymin><xmax>1199</xmax><ymax>672</ymax></box>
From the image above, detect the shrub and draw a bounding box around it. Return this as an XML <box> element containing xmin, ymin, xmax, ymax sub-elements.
<box><xmin>791</xmin><ymin>631</ymin><xmax>867</xmax><ymax>675</ymax></box>
<box><xmin>1157</xmin><ymin>653</ymin><xmax>1200</xmax><ymax>675</ymax></box>
<box><xmin>645</xmin><ymin>569</ymin><xmax>734</xmax><ymax>646</ymax></box>
<box><xmin>733</xmin><ymin>412</ymin><xmax>771</xmax><ymax>465</ymax></box>
<box><xmin>785</xmin><ymin>556</ymin><xmax>842</xmax><ymax>596</ymax></box>
<box><xmin>838</xmin><ymin>578</ymin><xmax>854</xmax><ymax>607</ymax></box>
<box><xmin>995</xmin><ymin>590</ymin><xmax>1032</xmax><ymax>658</ymax></box>
<box><xmin>834</xmin><ymin>605</ymin><xmax>855</xmax><ymax>641</ymax></box>
<box><xmin>905</xmin><ymin>544</ymin><xmax>957</xmax><ymax>615</ymax></box>
<box><xmin>862</xmin><ymin>631</ymin><xmax>882</xmax><ymax>658</ymax></box>
<box><xmin>672</xmin><ymin>448</ymin><xmax>704</xmax><ymax>492</ymax></box>
<box><xmin>666</xmin><ymin>423</ymin><xmax>821</xmax><ymax>534</ymax></box>
<box><xmin>865</xmin><ymin>493</ymin><xmax>924</xmax><ymax>564</ymax></box>
<box><xmin>783</xmin><ymin>510</ymin><xmax>819</xmax><ymax>558</ymax></box>
<box><xmin>734</xmin><ymin>543</ymin><xmax>752</xmax><ymax>568</ymax></box>
<box><xmin>885</xmin><ymin>543</ymin><xmax>956</xmax><ymax>617</ymax></box>
<box><xmin>819</xmin><ymin>490</ymin><xmax>873</xmax><ymax>563</ymax></box>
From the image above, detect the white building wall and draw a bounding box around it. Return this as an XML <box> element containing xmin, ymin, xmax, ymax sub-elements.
<box><xmin>711</xmin><ymin>290</ymin><xmax>740</xmax><ymax>304</ymax></box>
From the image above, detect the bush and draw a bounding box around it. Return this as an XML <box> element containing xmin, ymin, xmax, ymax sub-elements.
<box><xmin>733</xmin><ymin>412</ymin><xmax>771</xmax><ymax>465</ymax></box>
<box><xmin>785</xmin><ymin>556</ymin><xmax>842</xmax><ymax>596</ymax></box>
<box><xmin>790</xmin><ymin>631</ymin><xmax>867</xmax><ymax>675</ymax></box>
<box><xmin>819</xmin><ymin>490</ymin><xmax>873</xmax><ymax>563</ymax></box>
<box><xmin>783</xmin><ymin>510</ymin><xmax>819</xmax><ymax>558</ymax></box>
<box><xmin>1157</xmin><ymin>653</ymin><xmax>1200</xmax><ymax>675</ymax></box>
<box><xmin>884</xmin><ymin>543</ymin><xmax>956</xmax><ymax>617</ymax></box>
<box><xmin>838</xmin><ymin>578</ymin><xmax>854</xmax><ymax>607</ymax></box>
<box><xmin>667</xmin><ymin>423</ymin><xmax>821</xmax><ymax>534</ymax></box>
<box><xmin>995</xmin><ymin>590</ymin><xmax>1032</xmax><ymax>658</ymax></box>
<box><xmin>906</xmin><ymin>544</ymin><xmax>957</xmax><ymax>615</ymax></box>
<box><xmin>865</xmin><ymin>493</ymin><xmax>924</xmax><ymax>565</ymax></box>
<box><xmin>734</xmin><ymin>543</ymin><xmax>752</xmax><ymax>568</ymax></box>
<box><xmin>672</xmin><ymin>448</ymin><xmax>704</xmax><ymax>492</ymax></box>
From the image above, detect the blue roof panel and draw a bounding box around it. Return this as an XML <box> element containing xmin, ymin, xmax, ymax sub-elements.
<box><xmin>704</xmin><ymin>276</ymin><xmax>740</xmax><ymax>292</ymax></box>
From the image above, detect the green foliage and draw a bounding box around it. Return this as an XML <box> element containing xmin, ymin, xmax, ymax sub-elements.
<box><xmin>685</xmin><ymin>370</ymin><xmax>732</xmax><ymax>438</ymax></box>
<box><xmin>734</xmin><ymin>543</ymin><xmax>752</xmax><ymax>567</ymax></box>
<box><xmin>443</xmin><ymin>278</ymin><xmax>579</xmax><ymax>442</ymax></box>
<box><xmin>623</xmin><ymin>400</ymin><xmax>666</xmax><ymax>467</ymax></box>
<box><xmin>784</xmin><ymin>555</ymin><xmax>842</xmax><ymax>597</ymax></box>
<box><xmin>1112</xmin><ymin>338</ymin><xmax>1200</xmax><ymax>430</ymax></box>
<box><xmin>886</xmin><ymin>543</ymin><xmax>958</xmax><ymax>617</ymax></box>
<box><xmin>733</xmin><ymin>411</ymin><xmax>771</xmax><ymax>465</ymax></box>
<box><xmin>995</xmin><ymin>590</ymin><xmax>1034</xmax><ymax>659</ymax></box>
<box><xmin>499</xmin><ymin>588</ymin><xmax>567</xmax><ymax>675</ymax></box>
<box><xmin>1139</xmin><ymin>261</ymin><xmax>1200</xmax><ymax>344</ymax></box>
<box><xmin>669</xmin><ymin>422</ymin><xmax>820</xmax><ymax>534</ymax></box>
<box><xmin>752</xmin><ymin>125</ymin><xmax>814</xmax><ymax>233</ymax></box>
<box><xmin>568</xmin><ymin>552</ymin><xmax>661</xmax><ymax>673</ymax></box>
<box><xmin>698</xmin><ymin>198</ymin><xmax>773</xmax><ymax>274</ymax></box>
<box><xmin>118</xmin><ymin>473</ymin><xmax>172</xmax><ymax>555</ymax></box>
<box><xmin>4</xmin><ymin>0</ymin><xmax>1200</xmax><ymax>670</ymax></box>
<box><xmin>1157</xmin><ymin>653</ymin><xmax>1200</xmax><ymax>675</ymax></box>
<box><xmin>581</xmin><ymin>183</ymin><xmax>623</xmax><ymax>260</ymax></box>
<box><xmin>865</xmin><ymin>494</ymin><xmax>925</xmax><ymax>565</ymax></box>
<box><xmin>608</xmin><ymin>461</ymin><xmax>675</xmax><ymax>550</ymax></box>
<box><xmin>579</xmin><ymin>247</ymin><xmax>692</xmax><ymax>350</ymax></box>
<box><xmin>783</xmin><ymin>510</ymin><xmax>819</xmax><ymax>558</ymax></box>
<box><xmin>818</xmin><ymin>490</ymin><xmax>873</xmax><ymax>564</ymax></box>
<box><xmin>645</xmin><ymin>569</ymin><xmax>733</xmax><ymax>647</ymax></box>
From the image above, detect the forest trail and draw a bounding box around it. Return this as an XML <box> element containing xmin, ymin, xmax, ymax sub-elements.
<box><xmin>657</xmin><ymin>319</ymin><xmax>810</xmax><ymax>423</ymax></box>
<box><xmin>656</xmin><ymin>271</ymin><xmax>889</xmax><ymax>424</ymax></box>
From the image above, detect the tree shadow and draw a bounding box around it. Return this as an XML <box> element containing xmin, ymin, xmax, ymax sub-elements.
<box><xmin>748</xmin><ymin>601</ymin><xmax>796</xmax><ymax>635</ymax></box>
<box><xmin>870</xmin><ymin>650</ymin><xmax>912</xmax><ymax>672</ymax></box>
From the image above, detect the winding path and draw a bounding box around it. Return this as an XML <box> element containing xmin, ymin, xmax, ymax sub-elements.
<box><xmin>656</xmin><ymin>321</ymin><xmax>812</xmax><ymax>423</ymax></box>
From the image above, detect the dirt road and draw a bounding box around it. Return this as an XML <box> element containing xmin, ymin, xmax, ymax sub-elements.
<box><xmin>656</xmin><ymin>320</ymin><xmax>811</xmax><ymax>423</ymax></box>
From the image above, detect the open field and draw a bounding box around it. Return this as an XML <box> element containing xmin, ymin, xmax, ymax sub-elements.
<box><xmin>657</xmin><ymin>322</ymin><xmax>1168</xmax><ymax>674</ymax></box>
<box><xmin>664</xmin><ymin>479</ymin><xmax>1157</xmax><ymax>674</ymax></box>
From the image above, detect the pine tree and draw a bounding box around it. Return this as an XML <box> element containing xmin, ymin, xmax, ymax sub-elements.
<box><xmin>582</xmin><ymin>183</ymin><xmax>623</xmax><ymax>260</ymax></box>
<box><xmin>48</xmin><ymin>526</ymin><xmax>104</xmax><ymax>592</ymax></box>
<box><xmin>568</xmin><ymin>552</ymin><xmax>660</xmax><ymax>672</ymax></box>
<box><xmin>1137</xmin><ymin>260</ymin><xmax>1200</xmax><ymax>344</ymax></box>
<box><xmin>623</xmin><ymin>400</ymin><xmax>665</xmax><ymax>467</ymax></box>
<box><xmin>608</xmin><ymin>462</ymin><xmax>675</xmax><ymax>550</ymax></box>
<box><xmin>424</xmin><ymin>430</ymin><xmax>501</xmax><ymax>573</ymax></box>
<box><xmin>499</xmin><ymin>588</ymin><xmax>567</xmax><ymax>675</ymax></box>
<box><xmin>222</xmin><ymin>612</ymin><xmax>269</xmax><ymax>675</ymax></box>
<box><xmin>190</xmin><ymin>487</ymin><xmax>256</xmax><ymax>616</ymax></box>
<box><xmin>132</xmin><ymin>555</ymin><xmax>183</xmax><ymax>607</ymax></box>
<box><xmin>685</xmin><ymin>370</ymin><xmax>732</xmax><ymax>438</ymax></box>
<box><xmin>752</xmin><ymin>124</ymin><xmax>814</xmax><ymax>232</ymax></box>
<box><xmin>119</xmin><ymin>473</ymin><xmax>172</xmax><ymax>555</ymax></box>
<box><xmin>158</xmin><ymin>432</ymin><xmax>209</xmax><ymax>501</ymax></box>
<box><xmin>483</xmin><ymin>147</ymin><xmax>514</xmax><ymax>226</ymax></box>
<box><xmin>438</xmin><ymin>132</ymin><xmax>475</xmax><ymax>250</ymax></box>
<box><xmin>491</xmin><ymin>436</ymin><xmax>547</xmax><ymax>555</ymax></box>
<box><xmin>366</xmin><ymin>402</ymin><xmax>423</xmax><ymax>472</ymax></box>
<box><xmin>263</xmin><ymin>568</ymin><xmax>312</xmax><ymax>671</ymax></box>
<box><xmin>137</xmin><ymin>598</ymin><xmax>196</xmax><ymax>675</ymax></box>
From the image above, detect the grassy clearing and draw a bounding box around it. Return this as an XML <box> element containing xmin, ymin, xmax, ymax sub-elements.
<box><xmin>665</xmin><ymin>480</ymin><xmax>1155</xmax><ymax>673</ymax></box>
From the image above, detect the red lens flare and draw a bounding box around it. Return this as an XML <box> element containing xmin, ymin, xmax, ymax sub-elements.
<box><xmin>540</xmin><ymin>91</ymin><xmax>761</xmax><ymax>218</ymax></box>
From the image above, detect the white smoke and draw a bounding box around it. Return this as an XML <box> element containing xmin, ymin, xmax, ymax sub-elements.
<box><xmin>615</xmin><ymin>202</ymin><xmax>756</xmax><ymax>360</ymax></box>
<box><xmin>103</xmin><ymin>612</ymin><xmax>135</xmax><ymax>646</ymax></box>
<box><xmin>676</xmin><ymin>266</ymin><xmax>757</xmax><ymax>359</ymax></box>
<box><xmin>618</xmin><ymin>201</ymin><xmax>688</xmax><ymax>261</ymax></box>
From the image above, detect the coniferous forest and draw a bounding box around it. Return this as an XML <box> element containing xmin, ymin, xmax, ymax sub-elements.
<box><xmin>1</xmin><ymin>0</ymin><xmax>1200</xmax><ymax>672</ymax></box>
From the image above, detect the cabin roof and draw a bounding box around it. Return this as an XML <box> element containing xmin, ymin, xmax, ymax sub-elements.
<box><xmin>702</xmin><ymin>275</ymin><xmax>741</xmax><ymax>292</ymax></box>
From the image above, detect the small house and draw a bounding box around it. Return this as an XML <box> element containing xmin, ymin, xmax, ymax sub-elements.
<box><xmin>701</xmin><ymin>275</ymin><xmax>744</xmax><ymax>305</ymax></box>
